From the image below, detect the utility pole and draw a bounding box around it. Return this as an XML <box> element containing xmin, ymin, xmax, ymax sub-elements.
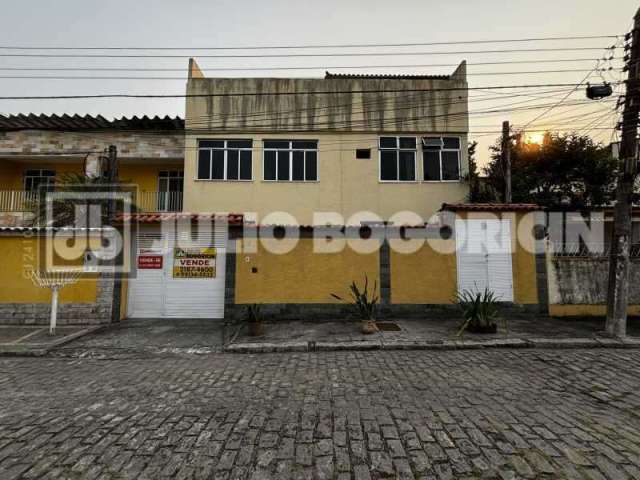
<box><xmin>606</xmin><ymin>8</ymin><xmax>640</xmax><ymax>338</ymax></box>
<box><xmin>103</xmin><ymin>145</ymin><xmax>123</xmax><ymax>324</ymax></box>
<box><xmin>105</xmin><ymin>145</ymin><xmax>119</xmax><ymax>224</ymax></box>
<box><xmin>502</xmin><ymin>121</ymin><xmax>512</xmax><ymax>203</ymax></box>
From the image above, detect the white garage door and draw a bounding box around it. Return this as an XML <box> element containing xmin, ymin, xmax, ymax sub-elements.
<box><xmin>127</xmin><ymin>227</ymin><xmax>227</xmax><ymax>318</ymax></box>
<box><xmin>455</xmin><ymin>219</ymin><xmax>514</xmax><ymax>302</ymax></box>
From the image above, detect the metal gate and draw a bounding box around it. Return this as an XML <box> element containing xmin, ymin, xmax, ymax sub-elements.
<box><xmin>127</xmin><ymin>226</ymin><xmax>227</xmax><ymax>318</ymax></box>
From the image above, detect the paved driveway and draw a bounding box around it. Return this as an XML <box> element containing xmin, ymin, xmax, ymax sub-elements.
<box><xmin>1</xmin><ymin>350</ymin><xmax>640</xmax><ymax>479</ymax></box>
<box><xmin>50</xmin><ymin>318</ymin><xmax>227</xmax><ymax>358</ymax></box>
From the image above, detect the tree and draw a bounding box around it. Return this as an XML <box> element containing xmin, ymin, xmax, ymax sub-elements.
<box><xmin>467</xmin><ymin>141</ymin><xmax>498</xmax><ymax>202</ymax></box>
<box><xmin>31</xmin><ymin>173</ymin><xmax>131</xmax><ymax>227</ymax></box>
<box><xmin>481</xmin><ymin>132</ymin><xmax>617</xmax><ymax>208</ymax></box>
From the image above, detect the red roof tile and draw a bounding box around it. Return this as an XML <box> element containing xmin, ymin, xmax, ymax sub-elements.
<box><xmin>116</xmin><ymin>213</ymin><xmax>245</xmax><ymax>224</ymax></box>
<box><xmin>441</xmin><ymin>203</ymin><xmax>541</xmax><ymax>212</ymax></box>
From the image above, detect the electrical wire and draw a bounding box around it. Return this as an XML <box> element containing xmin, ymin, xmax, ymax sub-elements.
<box><xmin>0</xmin><ymin>82</ymin><xmax>623</xmax><ymax>100</ymax></box>
<box><xmin>0</xmin><ymin>35</ymin><xmax>620</xmax><ymax>51</ymax></box>
<box><xmin>0</xmin><ymin>47</ymin><xmax>616</xmax><ymax>59</ymax></box>
<box><xmin>0</xmin><ymin>58</ymin><xmax>623</xmax><ymax>73</ymax></box>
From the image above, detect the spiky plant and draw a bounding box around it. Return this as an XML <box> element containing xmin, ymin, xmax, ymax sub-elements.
<box><xmin>455</xmin><ymin>288</ymin><xmax>502</xmax><ymax>336</ymax></box>
<box><xmin>331</xmin><ymin>275</ymin><xmax>379</xmax><ymax>321</ymax></box>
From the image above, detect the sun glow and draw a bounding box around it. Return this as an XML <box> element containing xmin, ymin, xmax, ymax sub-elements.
<box><xmin>525</xmin><ymin>133</ymin><xmax>545</xmax><ymax>145</ymax></box>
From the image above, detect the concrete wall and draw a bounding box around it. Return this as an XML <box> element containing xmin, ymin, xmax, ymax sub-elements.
<box><xmin>547</xmin><ymin>255</ymin><xmax>640</xmax><ymax>316</ymax></box>
<box><xmin>186</xmin><ymin>67</ymin><xmax>468</xmax><ymax>133</ymax></box>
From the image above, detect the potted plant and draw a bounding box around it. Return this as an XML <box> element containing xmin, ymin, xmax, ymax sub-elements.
<box><xmin>455</xmin><ymin>288</ymin><xmax>503</xmax><ymax>335</ymax></box>
<box><xmin>246</xmin><ymin>304</ymin><xmax>264</xmax><ymax>337</ymax></box>
<box><xmin>331</xmin><ymin>275</ymin><xmax>379</xmax><ymax>334</ymax></box>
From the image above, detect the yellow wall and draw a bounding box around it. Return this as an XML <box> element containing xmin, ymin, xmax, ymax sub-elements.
<box><xmin>0</xmin><ymin>235</ymin><xmax>98</xmax><ymax>304</ymax></box>
<box><xmin>549</xmin><ymin>305</ymin><xmax>640</xmax><ymax>317</ymax></box>
<box><xmin>184</xmin><ymin>133</ymin><xmax>469</xmax><ymax>224</ymax></box>
<box><xmin>235</xmin><ymin>238</ymin><xmax>379</xmax><ymax>304</ymax></box>
<box><xmin>119</xmin><ymin>164</ymin><xmax>183</xmax><ymax>192</ymax></box>
<box><xmin>0</xmin><ymin>161</ymin><xmax>84</xmax><ymax>190</ymax></box>
<box><xmin>390</xmin><ymin>212</ymin><xmax>540</xmax><ymax>305</ymax></box>
<box><xmin>391</xmin><ymin>241</ymin><xmax>457</xmax><ymax>304</ymax></box>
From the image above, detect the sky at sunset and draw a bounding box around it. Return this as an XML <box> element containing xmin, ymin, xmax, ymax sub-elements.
<box><xmin>1</xmin><ymin>0</ymin><xmax>638</xmax><ymax>165</ymax></box>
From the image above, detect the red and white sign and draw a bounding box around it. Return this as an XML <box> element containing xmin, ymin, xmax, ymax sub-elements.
<box><xmin>138</xmin><ymin>255</ymin><xmax>163</xmax><ymax>270</ymax></box>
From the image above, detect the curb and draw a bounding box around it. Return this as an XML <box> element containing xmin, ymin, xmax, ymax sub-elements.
<box><xmin>0</xmin><ymin>325</ymin><xmax>105</xmax><ymax>357</ymax></box>
<box><xmin>224</xmin><ymin>336</ymin><xmax>640</xmax><ymax>354</ymax></box>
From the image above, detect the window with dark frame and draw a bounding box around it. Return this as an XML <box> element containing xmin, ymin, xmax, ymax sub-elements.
<box><xmin>24</xmin><ymin>169</ymin><xmax>56</xmax><ymax>192</ymax></box>
<box><xmin>379</xmin><ymin>137</ymin><xmax>417</xmax><ymax>182</ymax></box>
<box><xmin>263</xmin><ymin>140</ymin><xmax>318</xmax><ymax>182</ymax></box>
<box><xmin>197</xmin><ymin>140</ymin><xmax>253</xmax><ymax>181</ymax></box>
<box><xmin>422</xmin><ymin>136</ymin><xmax>461</xmax><ymax>181</ymax></box>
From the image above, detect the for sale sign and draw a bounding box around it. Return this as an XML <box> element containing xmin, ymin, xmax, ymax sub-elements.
<box><xmin>138</xmin><ymin>255</ymin><xmax>163</xmax><ymax>270</ymax></box>
<box><xmin>172</xmin><ymin>247</ymin><xmax>217</xmax><ymax>278</ymax></box>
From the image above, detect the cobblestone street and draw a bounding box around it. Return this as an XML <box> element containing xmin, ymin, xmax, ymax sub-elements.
<box><xmin>1</xmin><ymin>350</ymin><xmax>640</xmax><ymax>479</ymax></box>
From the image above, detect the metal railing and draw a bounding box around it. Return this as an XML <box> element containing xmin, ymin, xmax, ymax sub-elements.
<box><xmin>0</xmin><ymin>190</ymin><xmax>183</xmax><ymax>213</ymax></box>
<box><xmin>135</xmin><ymin>191</ymin><xmax>183</xmax><ymax>212</ymax></box>
<box><xmin>0</xmin><ymin>190</ymin><xmax>38</xmax><ymax>212</ymax></box>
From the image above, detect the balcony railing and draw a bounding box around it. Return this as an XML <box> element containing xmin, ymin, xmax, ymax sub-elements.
<box><xmin>0</xmin><ymin>190</ymin><xmax>183</xmax><ymax>213</ymax></box>
<box><xmin>135</xmin><ymin>191</ymin><xmax>183</xmax><ymax>212</ymax></box>
<box><xmin>0</xmin><ymin>190</ymin><xmax>38</xmax><ymax>212</ymax></box>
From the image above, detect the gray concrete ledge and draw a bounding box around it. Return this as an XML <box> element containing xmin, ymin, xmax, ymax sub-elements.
<box><xmin>224</xmin><ymin>336</ymin><xmax>640</xmax><ymax>354</ymax></box>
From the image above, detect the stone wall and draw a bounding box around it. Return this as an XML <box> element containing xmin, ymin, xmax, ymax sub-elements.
<box><xmin>0</xmin><ymin>273</ymin><xmax>115</xmax><ymax>325</ymax></box>
<box><xmin>0</xmin><ymin>129</ymin><xmax>184</xmax><ymax>175</ymax></box>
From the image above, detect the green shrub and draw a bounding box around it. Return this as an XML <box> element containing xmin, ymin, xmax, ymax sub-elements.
<box><xmin>455</xmin><ymin>288</ymin><xmax>503</xmax><ymax>336</ymax></box>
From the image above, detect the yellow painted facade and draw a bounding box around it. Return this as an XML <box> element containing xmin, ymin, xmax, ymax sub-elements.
<box><xmin>0</xmin><ymin>236</ymin><xmax>98</xmax><ymax>304</ymax></box>
<box><xmin>390</xmin><ymin>212</ymin><xmax>539</xmax><ymax>305</ymax></box>
<box><xmin>549</xmin><ymin>304</ymin><xmax>640</xmax><ymax>317</ymax></box>
<box><xmin>119</xmin><ymin>164</ymin><xmax>183</xmax><ymax>193</ymax></box>
<box><xmin>390</xmin><ymin>241</ymin><xmax>457</xmax><ymax>304</ymax></box>
<box><xmin>234</xmin><ymin>238</ymin><xmax>379</xmax><ymax>304</ymax></box>
<box><xmin>0</xmin><ymin>160</ymin><xmax>84</xmax><ymax>190</ymax></box>
<box><xmin>183</xmin><ymin>133</ymin><xmax>469</xmax><ymax>225</ymax></box>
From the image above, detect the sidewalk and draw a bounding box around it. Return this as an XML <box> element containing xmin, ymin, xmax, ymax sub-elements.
<box><xmin>225</xmin><ymin>316</ymin><xmax>640</xmax><ymax>353</ymax></box>
<box><xmin>0</xmin><ymin>325</ymin><xmax>103</xmax><ymax>356</ymax></box>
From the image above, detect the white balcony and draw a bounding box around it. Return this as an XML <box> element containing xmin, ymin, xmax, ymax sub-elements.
<box><xmin>0</xmin><ymin>190</ymin><xmax>183</xmax><ymax>213</ymax></box>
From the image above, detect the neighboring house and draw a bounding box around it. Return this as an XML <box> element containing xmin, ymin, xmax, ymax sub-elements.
<box><xmin>0</xmin><ymin>115</ymin><xmax>184</xmax><ymax>323</ymax></box>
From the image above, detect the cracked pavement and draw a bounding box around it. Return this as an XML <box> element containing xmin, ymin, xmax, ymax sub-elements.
<box><xmin>1</xmin><ymin>349</ymin><xmax>640</xmax><ymax>479</ymax></box>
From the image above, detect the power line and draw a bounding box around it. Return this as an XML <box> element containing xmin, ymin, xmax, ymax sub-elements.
<box><xmin>0</xmin><ymin>47</ymin><xmax>616</xmax><ymax>59</ymax></box>
<box><xmin>0</xmin><ymin>35</ymin><xmax>620</xmax><ymax>51</ymax></box>
<box><xmin>0</xmin><ymin>82</ymin><xmax>623</xmax><ymax>100</ymax></box>
<box><xmin>0</xmin><ymin>58</ymin><xmax>623</xmax><ymax>72</ymax></box>
<box><xmin>0</xmin><ymin>69</ymin><xmax>617</xmax><ymax>81</ymax></box>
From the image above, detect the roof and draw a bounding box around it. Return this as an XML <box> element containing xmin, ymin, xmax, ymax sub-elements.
<box><xmin>441</xmin><ymin>203</ymin><xmax>542</xmax><ymax>212</ymax></box>
<box><xmin>116</xmin><ymin>213</ymin><xmax>245</xmax><ymax>225</ymax></box>
<box><xmin>325</xmin><ymin>72</ymin><xmax>451</xmax><ymax>80</ymax></box>
<box><xmin>0</xmin><ymin>114</ymin><xmax>185</xmax><ymax>132</ymax></box>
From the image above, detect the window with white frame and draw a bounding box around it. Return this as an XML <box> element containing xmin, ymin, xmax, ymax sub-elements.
<box><xmin>197</xmin><ymin>140</ymin><xmax>252</xmax><ymax>181</ymax></box>
<box><xmin>379</xmin><ymin>137</ymin><xmax>417</xmax><ymax>182</ymax></box>
<box><xmin>263</xmin><ymin>140</ymin><xmax>318</xmax><ymax>182</ymax></box>
<box><xmin>422</xmin><ymin>136</ymin><xmax>461</xmax><ymax>181</ymax></box>
<box><xmin>24</xmin><ymin>169</ymin><xmax>55</xmax><ymax>192</ymax></box>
